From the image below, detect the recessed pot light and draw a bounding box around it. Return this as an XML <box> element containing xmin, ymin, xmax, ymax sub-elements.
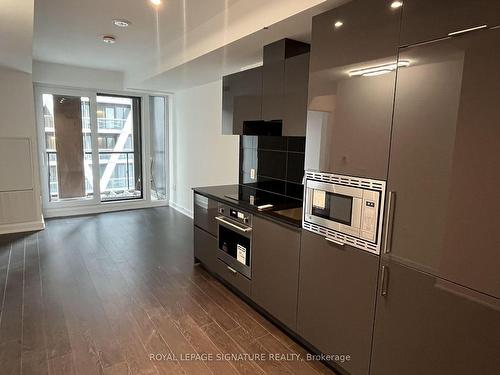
<box><xmin>150</xmin><ymin>0</ymin><xmax>161</xmax><ymax>5</ymax></box>
<box><xmin>113</xmin><ymin>19</ymin><xmax>131</xmax><ymax>28</ymax></box>
<box><xmin>102</xmin><ymin>35</ymin><xmax>116</xmax><ymax>44</ymax></box>
<box><xmin>390</xmin><ymin>1</ymin><xmax>403</xmax><ymax>9</ymax></box>
<box><xmin>334</xmin><ymin>21</ymin><xmax>343</xmax><ymax>28</ymax></box>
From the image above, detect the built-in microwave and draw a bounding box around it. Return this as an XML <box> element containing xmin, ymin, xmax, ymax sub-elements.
<box><xmin>303</xmin><ymin>171</ymin><xmax>386</xmax><ymax>254</ymax></box>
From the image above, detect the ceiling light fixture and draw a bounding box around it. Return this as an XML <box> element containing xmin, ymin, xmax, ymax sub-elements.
<box><xmin>113</xmin><ymin>19</ymin><xmax>131</xmax><ymax>27</ymax></box>
<box><xmin>390</xmin><ymin>1</ymin><xmax>403</xmax><ymax>9</ymax></box>
<box><xmin>150</xmin><ymin>0</ymin><xmax>161</xmax><ymax>5</ymax></box>
<box><xmin>102</xmin><ymin>35</ymin><xmax>117</xmax><ymax>44</ymax></box>
<box><xmin>349</xmin><ymin>60</ymin><xmax>410</xmax><ymax>77</ymax></box>
<box><xmin>334</xmin><ymin>21</ymin><xmax>343</xmax><ymax>28</ymax></box>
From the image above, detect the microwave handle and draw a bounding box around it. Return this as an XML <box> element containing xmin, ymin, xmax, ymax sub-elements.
<box><xmin>325</xmin><ymin>237</ymin><xmax>345</xmax><ymax>247</ymax></box>
<box><xmin>383</xmin><ymin>191</ymin><xmax>396</xmax><ymax>254</ymax></box>
<box><xmin>215</xmin><ymin>216</ymin><xmax>252</xmax><ymax>233</ymax></box>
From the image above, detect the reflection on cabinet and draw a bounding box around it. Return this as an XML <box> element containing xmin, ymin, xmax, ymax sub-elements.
<box><xmin>261</xmin><ymin>39</ymin><xmax>310</xmax><ymax>136</ymax></box>
<box><xmin>194</xmin><ymin>226</ymin><xmax>217</xmax><ymax>272</ymax></box>
<box><xmin>193</xmin><ymin>193</ymin><xmax>218</xmax><ymax>237</ymax></box>
<box><xmin>222</xmin><ymin>67</ymin><xmax>262</xmax><ymax>135</ymax></box>
<box><xmin>252</xmin><ymin>216</ymin><xmax>300</xmax><ymax>330</ymax></box>
<box><xmin>305</xmin><ymin>0</ymin><xmax>401</xmax><ymax>179</ymax></box>
<box><xmin>283</xmin><ymin>53</ymin><xmax>310</xmax><ymax>136</ymax></box>
<box><xmin>297</xmin><ymin>230</ymin><xmax>379</xmax><ymax>375</ymax></box>
<box><xmin>385</xmin><ymin>27</ymin><xmax>500</xmax><ymax>298</ymax></box>
<box><xmin>371</xmin><ymin>260</ymin><xmax>500</xmax><ymax>375</ymax></box>
<box><xmin>400</xmin><ymin>0</ymin><xmax>500</xmax><ymax>46</ymax></box>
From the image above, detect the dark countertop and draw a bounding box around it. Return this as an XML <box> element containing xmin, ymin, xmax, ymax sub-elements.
<box><xmin>193</xmin><ymin>184</ymin><xmax>303</xmax><ymax>228</ymax></box>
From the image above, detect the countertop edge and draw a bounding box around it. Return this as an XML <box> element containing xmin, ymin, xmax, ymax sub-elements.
<box><xmin>193</xmin><ymin>187</ymin><xmax>303</xmax><ymax>229</ymax></box>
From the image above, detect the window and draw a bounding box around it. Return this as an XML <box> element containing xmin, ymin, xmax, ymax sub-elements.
<box><xmin>36</xmin><ymin>87</ymin><xmax>168</xmax><ymax>213</ymax></box>
<box><xmin>149</xmin><ymin>96</ymin><xmax>168</xmax><ymax>201</ymax></box>
<box><xmin>97</xmin><ymin>95</ymin><xmax>142</xmax><ymax>202</ymax></box>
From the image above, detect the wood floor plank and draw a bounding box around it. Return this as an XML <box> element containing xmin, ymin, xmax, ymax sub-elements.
<box><xmin>0</xmin><ymin>207</ymin><xmax>336</xmax><ymax>375</ymax></box>
<box><xmin>228</xmin><ymin>326</ymin><xmax>292</xmax><ymax>375</ymax></box>
<box><xmin>202</xmin><ymin>322</ymin><xmax>265</xmax><ymax>375</ymax></box>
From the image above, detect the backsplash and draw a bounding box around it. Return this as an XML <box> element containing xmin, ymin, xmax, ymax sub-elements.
<box><xmin>239</xmin><ymin>136</ymin><xmax>305</xmax><ymax>200</ymax></box>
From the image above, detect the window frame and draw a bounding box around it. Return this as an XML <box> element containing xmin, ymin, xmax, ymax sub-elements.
<box><xmin>34</xmin><ymin>84</ymin><xmax>170</xmax><ymax>217</ymax></box>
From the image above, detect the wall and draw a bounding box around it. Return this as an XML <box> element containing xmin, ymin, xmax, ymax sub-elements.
<box><xmin>170</xmin><ymin>80</ymin><xmax>239</xmax><ymax>215</ymax></box>
<box><xmin>33</xmin><ymin>60</ymin><xmax>125</xmax><ymax>91</ymax></box>
<box><xmin>0</xmin><ymin>66</ymin><xmax>44</xmax><ymax>234</ymax></box>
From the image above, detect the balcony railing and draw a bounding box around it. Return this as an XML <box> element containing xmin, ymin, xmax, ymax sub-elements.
<box><xmin>46</xmin><ymin>150</ymin><xmax>136</xmax><ymax>199</ymax></box>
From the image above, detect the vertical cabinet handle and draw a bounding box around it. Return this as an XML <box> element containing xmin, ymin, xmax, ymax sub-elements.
<box><xmin>380</xmin><ymin>265</ymin><xmax>390</xmax><ymax>296</ymax></box>
<box><xmin>383</xmin><ymin>191</ymin><xmax>396</xmax><ymax>254</ymax></box>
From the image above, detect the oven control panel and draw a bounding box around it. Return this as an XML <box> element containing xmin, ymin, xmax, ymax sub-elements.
<box><xmin>218</xmin><ymin>203</ymin><xmax>252</xmax><ymax>226</ymax></box>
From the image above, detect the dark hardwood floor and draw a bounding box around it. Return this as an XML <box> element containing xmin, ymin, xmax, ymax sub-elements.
<box><xmin>0</xmin><ymin>207</ymin><xmax>335</xmax><ymax>375</ymax></box>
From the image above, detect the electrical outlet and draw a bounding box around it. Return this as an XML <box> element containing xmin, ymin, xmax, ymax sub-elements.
<box><xmin>250</xmin><ymin>168</ymin><xmax>256</xmax><ymax>180</ymax></box>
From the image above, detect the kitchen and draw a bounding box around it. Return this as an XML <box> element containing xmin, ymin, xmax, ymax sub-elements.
<box><xmin>0</xmin><ymin>0</ymin><xmax>499</xmax><ymax>374</ymax></box>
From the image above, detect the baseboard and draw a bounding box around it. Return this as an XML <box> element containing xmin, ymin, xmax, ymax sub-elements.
<box><xmin>0</xmin><ymin>218</ymin><xmax>45</xmax><ymax>235</ymax></box>
<box><xmin>44</xmin><ymin>200</ymin><xmax>168</xmax><ymax>218</ymax></box>
<box><xmin>168</xmin><ymin>200</ymin><xmax>193</xmax><ymax>219</ymax></box>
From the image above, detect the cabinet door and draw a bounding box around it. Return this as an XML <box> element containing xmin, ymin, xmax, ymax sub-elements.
<box><xmin>400</xmin><ymin>0</ymin><xmax>500</xmax><ymax>47</ymax></box>
<box><xmin>385</xmin><ymin>27</ymin><xmax>500</xmax><ymax>298</ymax></box>
<box><xmin>252</xmin><ymin>216</ymin><xmax>300</xmax><ymax>330</ymax></box>
<box><xmin>222</xmin><ymin>67</ymin><xmax>262</xmax><ymax>135</ymax></box>
<box><xmin>261</xmin><ymin>42</ymin><xmax>285</xmax><ymax>122</ymax></box>
<box><xmin>371</xmin><ymin>260</ymin><xmax>500</xmax><ymax>375</ymax></box>
<box><xmin>194</xmin><ymin>226</ymin><xmax>217</xmax><ymax>272</ymax></box>
<box><xmin>283</xmin><ymin>53</ymin><xmax>309</xmax><ymax>136</ymax></box>
<box><xmin>306</xmin><ymin>0</ymin><xmax>401</xmax><ymax>179</ymax></box>
<box><xmin>193</xmin><ymin>193</ymin><xmax>218</xmax><ymax>236</ymax></box>
<box><xmin>297</xmin><ymin>230</ymin><xmax>379</xmax><ymax>375</ymax></box>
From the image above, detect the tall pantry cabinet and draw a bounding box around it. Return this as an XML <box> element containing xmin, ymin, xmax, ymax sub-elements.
<box><xmin>372</xmin><ymin>1</ymin><xmax>500</xmax><ymax>374</ymax></box>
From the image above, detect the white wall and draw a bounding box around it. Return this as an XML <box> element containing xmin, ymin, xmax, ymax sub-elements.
<box><xmin>0</xmin><ymin>66</ymin><xmax>44</xmax><ymax>233</ymax></box>
<box><xmin>170</xmin><ymin>80</ymin><xmax>239</xmax><ymax>216</ymax></box>
<box><xmin>33</xmin><ymin>60</ymin><xmax>125</xmax><ymax>91</ymax></box>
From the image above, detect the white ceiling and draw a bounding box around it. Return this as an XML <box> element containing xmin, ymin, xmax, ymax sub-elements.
<box><xmin>0</xmin><ymin>0</ymin><xmax>35</xmax><ymax>73</ymax></box>
<box><xmin>33</xmin><ymin>0</ymin><xmax>344</xmax><ymax>90</ymax></box>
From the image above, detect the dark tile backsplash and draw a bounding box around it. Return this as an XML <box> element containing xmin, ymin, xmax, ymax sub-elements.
<box><xmin>239</xmin><ymin>136</ymin><xmax>306</xmax><ymax>200</ymax></box>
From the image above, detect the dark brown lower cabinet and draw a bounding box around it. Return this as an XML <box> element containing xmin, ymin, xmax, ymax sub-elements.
<box><xmin>194</xmin><ymin>226</ymin><xmax>217</xmax><ymax>273</ymax></box>
<box><xmin>371</xmin><ymin>260</ymin><xmax>500</xmax><ymax>375</ymax></box>
<box><xmin>215</xmin><ymin>259</ymin><xmax>251</xmax><ymax>297</ymax></box>
<box><xmin>252</xmin><ymin>216</ymin><xmax>301</xmax><ymax>330</ymax></box>
<box><xmin>297</xmin><ymin>230</ymin><xmax>379</xmax><ymax>375</ymax></box>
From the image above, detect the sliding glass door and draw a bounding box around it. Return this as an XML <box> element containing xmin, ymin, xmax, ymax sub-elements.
<box><xmin>41</xmin><ymin>93</ymin><xmax>94</xmax><ymax>202</ymax></box>
<box><xmin>97</xmin><ymin>95</ymin><xmax>142</xmax><ymax>201</ymax></box>
<box><xmin>36</xmin><ymin>87</ymin><xmax>159</xmax><ymax>214</ymax></box>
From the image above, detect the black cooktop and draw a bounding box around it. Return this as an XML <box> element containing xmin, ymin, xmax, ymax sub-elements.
<box><xmin>193</xmin><ymin>184</ymin><xmax>303</xmax><ymax>227</ymax></box>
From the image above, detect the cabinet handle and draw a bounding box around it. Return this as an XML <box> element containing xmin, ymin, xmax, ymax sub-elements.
<box><xmin>215</xmin><ymin>216</ymin><xmax>252</xmax><ymax>233</ymax></box>
<box><xmin>380</xmin><ymin>265</ymin><xmax>389</xmax><ymax>297</ymax></box>
<box><xmin>227</xmin><ymin>266</ymin><xmax>237</xmax><ymax>275</ymax></box>
<box><xmin>383</xmin><ymin>191</ymin><xmax>396</xmax><ymax>254</ymax></box>
<box><xmin>325</xmin><ymin>237</ymin><xmax>345</xmax><ymax>247</ymax></box>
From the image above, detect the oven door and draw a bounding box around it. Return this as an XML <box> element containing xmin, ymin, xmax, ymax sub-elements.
<box><xmin>216</xmin><ymin>216</ymin><xmax>252</xmax><ymax>279</ymax></box>
<box><xmin>304</xmin><ymin>180</ymin><xmax>363</xmax><ymax>237</ymax></box>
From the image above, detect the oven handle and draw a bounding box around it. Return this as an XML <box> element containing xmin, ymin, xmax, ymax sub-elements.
<box><xmin>215</xmin><ymin>216</ymin><xmax>252</xmax><ymax>233</ymax></box>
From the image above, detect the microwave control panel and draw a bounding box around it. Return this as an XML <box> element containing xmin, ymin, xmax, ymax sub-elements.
<box><xmin>360</xmin><ymin>189</ymin><xmax>380</xmax><ymax>242</ymax></box>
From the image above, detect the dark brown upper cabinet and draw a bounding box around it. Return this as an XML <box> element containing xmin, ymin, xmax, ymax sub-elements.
<box><xmin>261</xmin><ymin>39</ymin><xmax>310</xmax><ymax>136</ymax></box>
<box><xmin>297</xmin><ymin>230</ymin><xmax>379</xmax><ymax>375</ymax></box>
<box><xmin>400</xmin><ymin>0</ymin><xmax>500</xmax><ymax>47</ymax></box>
<box><xmin>383</xmin><ymin>27</ymin><xmax>500</xmax><ymax>299</ymax></box>
<box><xmin>305</xmin><ymin>0</ymin><xmax>402</xmax><ymax>180</ymax></box>
<box><xmin>222</xmin><ymin>66</ymin><xmax>263</xmax><ymax>135</ymax></box>
<box><xmin>222</xmin><ymin>39</ymin><xmax>310</xmax><ymax>136</ymax></box>
<box><xmin>371</xmin><ymin>260</ymin><xmax>500</xmax><ymax>375</ymax></box>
